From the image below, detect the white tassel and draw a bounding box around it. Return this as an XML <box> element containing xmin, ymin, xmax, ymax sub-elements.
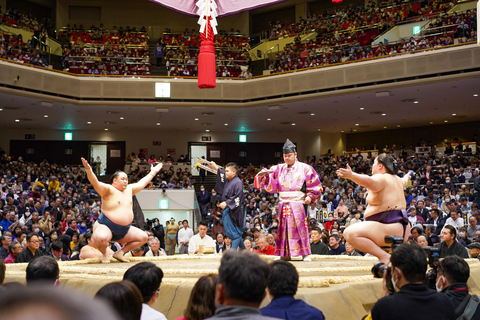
<box><xmin>196</xmin><ymin>0</ymin><xmax>218</xmax><ymax>36</ymax></box>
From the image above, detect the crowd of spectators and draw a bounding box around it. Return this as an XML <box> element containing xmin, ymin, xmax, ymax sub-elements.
<box><xmin>0</xmin><ymin>7</ymin><xmax>49</xmax><ymax>67</ymax></box>
<box><xmin>59</xmin><ymin>25</ymin><xmax>151</xmax><ymax>76</ymax></box>
<box><xmin>0</xmin><ymin>8</ymin><xmax>41</xmax><ymax>33</ymax></box>
<box><xmin>266</xmin><ymin>0</ymin><xmax>454</xmax><ymax>40</ymax></box>
<box><xmin>0</xmin><ymin>33</ymin><xmax>48</xmax><ymax>67</ymax></box>
<box><xmin>267</xmin><ymin>1</ymin><xmax>477</xmax><ymax>73</ymax></box>
<box><xmin>1</xmin><ymin>136</ymin><xmax>480</xmax><ymax>318</ymax></box>
<box><xmin>1</xmin><ymin>136</ymin><xmax>480</xmax><ymax>263</ymax></box>
<box><xmin>162</xmin><ymin>28</ymin><xmax>252</xmax><ymax>78</ymax></box>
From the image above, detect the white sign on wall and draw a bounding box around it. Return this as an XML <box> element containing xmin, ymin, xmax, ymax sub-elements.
<box><xmin>210</xmin><ymin>150</ymin><xmax>220</xmax><ymax>158</ymax></box>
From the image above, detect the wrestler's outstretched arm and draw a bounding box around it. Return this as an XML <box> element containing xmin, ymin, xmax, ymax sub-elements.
<box><xmin>131</xmin><ymin>162</ymin><xmax>163</xmax><ymax>195</ymax></box>
<box><xmin>81</xmin><ymin>157</ymin><xmax>110</xmax><ymax>197</ymax></box>
<box><xmin>336</xmin><ymin>164</ymin><xmax>385</xmax><ymax>192</ymax></box>
<box><xmin>401</xmin><ymin>170</ymin><xmax>413</xmax><ymax>187</ymax></box>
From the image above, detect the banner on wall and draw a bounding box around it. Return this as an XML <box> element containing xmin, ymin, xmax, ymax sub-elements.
<box><xmin>110</xmin><ymin>150</ymin><xmax>121</xmax><ymax>158</ymax></box>
<box><xmin>210</xmin><ymin>150</ymin><xmax>220</xmax><ymax>158</ymax></box>
<box><xmin>167</xmin><ymin>148</ymin><xmax>176</xmax><ymax>155</ymax></box>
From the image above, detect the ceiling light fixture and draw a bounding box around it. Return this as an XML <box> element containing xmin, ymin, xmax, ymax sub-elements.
<box><xmin>156</xmin><ymin>123</ymin><xmax>161</xmax><ymax>125</ymax></box>
<box><xmin>355</xmin><ymin>124</ymin><xmax>359</xmax><ymax>126</ymax></box>
<box><xmin>105</xmin><ymin>128</ymin><xmax>108</xmax><ymax>131</ymax></box>
<box><xmin>206</xmin><ymin>129</ymin><xmax>210</xmax><ymax>132</ymax></box>
<box><xmin>195</xmin><ymin>118</ymin><xmax>199</xmax><ymax>121</ymax></box>
<box><xmin>382</xmin><ymin>113</ymin><xmax>386</xmax><ymax>116</ymax></box>
<box><xmin>292</xmin><ymin>123</ymin><xmax>296</xmax><ymax>126</ymax></box>
<box><xmin>267</xmin><ymin>118</ymin><xmax>271</xmax><ymax>121</ymax></box>
<box><xmin>120</xmin><ymin>117</ymin><xmax>125</xmax><ymax>120</ymax></box>
<box><xmin>452</xmin><ymin>114</ymin><xmax>456</xmax><ymax>116</ymax></box>
<box><xmin>360</xmin><ymin>108</ymin><xmax>364</xmax><ymax>110</ymax></box>
<box><xmin>413</xmin><ymin>101</ymin><xmax>419</xmax><ymax>104</ymax></box>
<box><xmin>474</xmin><ymin>94</ymin><xmax>478</xmax><ymax>97</ymax></box>
<box><xmin>15</xmin><ymin>119</ymin><xmax>19</xmax><ymax>122</ymax></box>
<box><xmin>44</xmin><ymin>115</ymin><xmax>48</xmax><ymax>118</ymax></box>
<box><xmin>87</xmin><ymin>121</ymin><xmax>92</xmax><ymax>124</ymax></box>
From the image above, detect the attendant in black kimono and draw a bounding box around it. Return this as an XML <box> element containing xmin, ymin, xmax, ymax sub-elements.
<box><xmin>210</xmin><ymin>162</ymin><xmax>246</xmax><ymax>250</ymax></box>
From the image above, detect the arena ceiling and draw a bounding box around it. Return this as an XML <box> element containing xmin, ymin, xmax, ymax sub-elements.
<box><xmin>0</xmin><ymin>76</ymin><xmax>479</xmax><ymax>134</ymax></box>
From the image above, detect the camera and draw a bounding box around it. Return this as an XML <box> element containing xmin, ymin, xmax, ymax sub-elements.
<box><xmin>371</xmin><ymin>235</ymin><xmax>404</xmax><ymax>293</ymax></box>
<box><xmin>422</xmin><ymin>246</ymin><xmax>440</xmax><ymax>290</ymax></box>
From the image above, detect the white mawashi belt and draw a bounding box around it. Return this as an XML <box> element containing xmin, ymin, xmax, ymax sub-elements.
<box><xmin>279</xmin><ymin>191</ymin><xmax>305</xmax><ymax>203</ymax></box>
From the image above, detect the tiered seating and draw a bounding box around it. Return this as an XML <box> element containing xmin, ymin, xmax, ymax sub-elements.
<box><xmin>162</xmin><ymin>32</ymin><xmax>250</xmax><ymax>77</ymax></box>
<box><xmin>0</xmin><ymin>9</ymin><xmax>40</xmax><ymax>32</ymax></box>
<box><xmin>0</xmin><ymin>32</ymin><xmax>47</xmax><ymax>67</ymax></box>
<box><xmin>59</xmin><ymin>28</ymin><xmax>151</xmax><ymax>76</ymax></box>
<box><xmin>269</xmin><ymin>1</ymin><xmax>473</xmax><ymax>73</ymax></box>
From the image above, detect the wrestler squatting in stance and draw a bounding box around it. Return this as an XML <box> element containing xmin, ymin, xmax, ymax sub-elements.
<box><xmin>81</xmin><ymin>158</ymin><xmax>162</xmax><ymax>263</ymax></box>
<box><xmin>336</xmin><ymin>154</ymin><xmax>411</xmax><ymax>264</ymax></box>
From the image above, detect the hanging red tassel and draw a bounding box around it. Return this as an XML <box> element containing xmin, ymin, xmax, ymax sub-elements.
<box><xmin>197</xmin><ymin>4</ymin><xmax>217</xmax><ymax>89</ymax></box>
<box><xmin>198</xmin><ymin>39</ymin><xmax>216</xmax><ymax>89</ymax></box>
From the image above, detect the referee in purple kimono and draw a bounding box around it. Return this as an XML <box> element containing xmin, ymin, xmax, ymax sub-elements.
<box><xmin>210</xmin><ymin>162</ymin><xmax>246</xmax><ymax>250</ymax></box>
<box><xmin>256</xmin><ymin>139</ymin><xmax>323</xmax><ymax>261</ymax></box>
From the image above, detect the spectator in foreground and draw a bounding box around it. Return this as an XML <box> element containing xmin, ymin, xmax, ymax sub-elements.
<box><xmin>255</xmin><ymin>235</ymin><xmax>275</xmax><ymax>255</ymax></box>
<box><xmin>437</xmin><ymin>255</ymin><xmax>480</xmax><ymax>319</ymax></box>
<box><xmin>26</xmin><ymin>256</ymin><xmax>59</xmax><ymax>286</ymax></box>
<box><xmin>205</xmin><ymin>250</ymin><xmax>278</xmax><ymax>320</ymax></box>
<box><xmin>15</xmin><ymin>233</ymin><xmax>44</xmax><ymax>263</ymax></box>
<box><xmin>0</xmin><ymin>286</ymin><xmax>120</xmax><ymax>320</ymax></box>
<box><xmin>468</xmin><ymin>242</ymin><xmax>480</xmax><ymax>259</ymax></box>
<box><xmin>328</xmin><ymin>234</ymin><xmax>346</xmax><ymax>255</ymax></box>
<box><xmin>260</xmin><ymin>260</ymin><xmax>325</xmax><ymax>320</ymax></box>
<box><xmin>188</xmin><ymin>221</ymin><xmax>216</xmax><ymax>255</ymax></box>
<box><xmin>123</xmin><ymin>262</ymin><xmax>167</xmax><ymax>320</ymax></box>
<box><xmin>175</xmin><ymin>274</ymin><xmax>218</xmax><ymax>320</ymax></box>
<box><xmin>369</xmin><ymin>243</ymin><xmax>455</xmax><ymax>320</ymax></box>
<box><xmin>95</xmin><ymin>280</ymin><xmax>143</xmax><ymax>320</ymax></box>
<box><xmin>310</xmin><ymin>227</ymin><xmax>329</xmax><ymax>255</ymax></box>
<box><xmin>4</xmin><ymin>241</ymin><xmax>22</xmax><ymax>264</ymax></box>
<box><xmin>439</xmin><ymin>225</ymin><xmax>469</xmax><ymax>259</ymax></box>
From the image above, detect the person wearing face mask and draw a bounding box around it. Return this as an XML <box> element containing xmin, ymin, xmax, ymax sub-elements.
<box><xmin>209</xmin><ymin>189</ymin><xmax>221</xmax><ymax>210</ymax></box>
<box><xmin>437</xmin><ymin>255</ymin><xmax>480</xmax><ymax>319</ymax></box>
<box><xmin>196</xmin><ymin>185</ymin><xmax>211</xmax><ymax>222</ymax></box>
<box><xmin>368</xmin><ymin>243</ymin><xmax>455</xmax><ymax>320</ymax></box>
<box><xmin>78</xmin><ymin>220</ymin><xmax>88</xmax><ymax>234</ymax></box>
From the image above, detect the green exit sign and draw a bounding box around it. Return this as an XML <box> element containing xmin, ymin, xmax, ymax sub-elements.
<box><xmin>64</xmin><ymin>132</ymin><xmax>73</xmax><ymax>141</ymax></box>
<box><xmin>239</xmin><ymin>134</ymin><xmax>247</xmax><ymax>142</ymax></box>
<box><xmin>159</xmin><ymin>199</ymin><xmax>169</xmax><ymax>209</ymax></box>
<box><xmin>413</xmin><ymin>26</ymin><xmax>421</xmax><ymax>35</ymax></box>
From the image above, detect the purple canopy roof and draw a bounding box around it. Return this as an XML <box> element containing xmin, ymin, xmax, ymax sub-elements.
<box><xmin>148</xmin><ymin>0</ymin><xmax>286</xmax><ymax>17</ymax></box>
